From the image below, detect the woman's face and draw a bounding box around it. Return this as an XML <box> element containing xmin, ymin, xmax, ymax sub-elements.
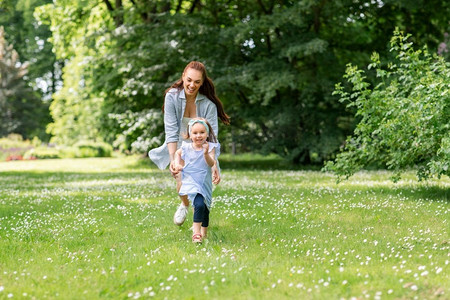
<box><xmin>182</xmin><ymin>68</ymin><xmax>203</xmax><ymax>98</ymax></box>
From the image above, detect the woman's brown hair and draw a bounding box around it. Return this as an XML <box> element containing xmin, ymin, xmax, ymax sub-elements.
<box><xmin>164</xmin><ymin>61</ymin><xmax>230</xmax><ymax>125</ymax></box>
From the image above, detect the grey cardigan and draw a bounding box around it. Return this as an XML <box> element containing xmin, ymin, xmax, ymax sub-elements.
<box><xmin>149</xmin><ymin>88</ymin><xmax>219</xmax><ymax>169</ymax></box>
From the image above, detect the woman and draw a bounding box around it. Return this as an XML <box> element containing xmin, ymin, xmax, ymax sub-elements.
<box><xmin>149</xmin><ymin>61</ymin><xmax>230</xmax><ymax>226</ymax></box>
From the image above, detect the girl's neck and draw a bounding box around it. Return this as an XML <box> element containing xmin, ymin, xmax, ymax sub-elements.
<box><xmin>191</xmin><ymin>143</ymin><xmax>204</xmax><ymax>151</ymax></box>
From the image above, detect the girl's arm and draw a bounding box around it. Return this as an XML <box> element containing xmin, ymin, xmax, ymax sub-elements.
<box><xmin>173</xmin><ymin>148</ymin><xmax>184</xmax><ymax>175</ymax></box>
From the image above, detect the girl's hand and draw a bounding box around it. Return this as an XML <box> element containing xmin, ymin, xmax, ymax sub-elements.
<box><xmin>202</xmin><ymin>142</ymin><xmax>209</xmax><ymax>154</ymax></box>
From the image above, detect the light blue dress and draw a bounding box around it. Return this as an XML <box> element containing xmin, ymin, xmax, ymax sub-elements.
<box><xmin>178</xmin><ymin>141</ymin><xmax>220</xmax><ymax>209</ymax></box>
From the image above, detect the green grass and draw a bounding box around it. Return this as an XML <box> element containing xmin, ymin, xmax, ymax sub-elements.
<box><xmin>0</xmin><ymin>157</ymin><xmax>448</xmax><ymax>299</ymax></box>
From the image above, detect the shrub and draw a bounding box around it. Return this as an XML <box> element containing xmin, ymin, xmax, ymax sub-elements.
<box><xmin>0</xmin><ymin>134</ymin><xmax>32</xmax><ymax>161</ymax></box>
<box><xmin>0</xmin><ymin>134</ymin><xmax>30</xmax><ymax>149</ymax></box>
<box><xmin>2</xmin><ymin>136</ymin><xmax>114</xmax><ymax>161</ymax></box>
<box><xmin>73</xmin><ymin>141</ymin><xmax>113</xmax><ymax>158</ymax></box>
<box><xmin>59</xmin><ymin>147</ymin><xmax>80</xmax><ymax>158</ymax></box>
<box><xmin>324</xmin><ymin>30</ymin><xmax>450</xmax><ymax>182</ymax></box>
<box><xmin>24</xmin><ymin>147</ymin><xmax>60</xmax><ymax>159</ymax></box>
<box><xmin>109</xmin><ymin>109</ymin><xmax>163</xmax><ymax>154</ymax></box>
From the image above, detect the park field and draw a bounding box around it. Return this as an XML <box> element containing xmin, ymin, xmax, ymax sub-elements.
<box><xmin>0</xmin><ymin>157</ymin><xmax>448</xmax><ymax>299</ymax></box>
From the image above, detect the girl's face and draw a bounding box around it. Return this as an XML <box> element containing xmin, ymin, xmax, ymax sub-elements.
<box><xmin>190</xmin><ymin>123</ymin><xmax>208</xmax><ymax>147</ymax></box>
<box><xmin>182</xmin><ymin>68</ymin><xmax>203</xmax><ymax>98</ymax></box>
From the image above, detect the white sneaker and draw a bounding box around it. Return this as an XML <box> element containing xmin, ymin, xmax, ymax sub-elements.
<box><xmin>173</xmin><ymin>204</ymin><xmax>188</xmax><ymax>226</ymax></box>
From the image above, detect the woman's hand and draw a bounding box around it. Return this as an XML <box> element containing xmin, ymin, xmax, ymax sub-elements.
<box><xmin>173</xmin><ymin>163</ymin><xmax>183</xmax><ymax>175</ymax></box>
<box><xmin>171</xmin><ymin>148</ymin><xmax>185</xmax><ymax>178</ymax></box>
<box><xmin>169</xmin><ymin>161</ymin><xmax>179</xmax><ymax>178</ymax></box>
<box><xmin>212</xmin><ymin>164</ymin><xmax>221</xmax><ymax>185</ymax></box>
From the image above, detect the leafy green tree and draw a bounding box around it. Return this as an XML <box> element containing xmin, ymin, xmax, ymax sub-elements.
<box><xmin>36</xmin><ymin>0</ymin><xmax>450</xmax><ymax>158</ymax></box>
<box><xmin>0</xmin><ymin>26</ymin><xmax>48</xmax><ymax>138</ymax></box>
<box><xmin>35</xmin><ymin>0</ymin><xmax>112</xmax><ymax>144</ymax></box>
<box><xmin>0</xmin><ymin>0</ymin><xmax>55</xmax><ymax>139</ymax></box>
<box><xmin>35</xmin><ymin>0</ymin><xmax>184</xmax><ymax>147</ymax></box>
<box><xmin>0</xmin><ymin>26</ymin><xmax>22</xmax><ymax>134</ymax></box>
<box><xmin>109</xmin><ymin>109</ymin><xmax>163</xmax><ymax>153</ymax></box>
<box><xmin>0</xmin><ymin>0</ymin><xmax>15</xmax><ymax>12</ymax></box>
<box><xmin>0</xmin><ymin>0</ymin><xmax>57</xmax><ymax>96</ymax></box>
<box><xmin>324</xmin><ymin>30</ymin><xmax>450</xmax><ymax>181</ymax></box>
<box><xmin>91</xmin><ymin>0</ymin><xmax>450</xmax><ymax>159</ymax></box>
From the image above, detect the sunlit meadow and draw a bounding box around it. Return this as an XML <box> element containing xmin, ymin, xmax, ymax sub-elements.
<box><xmin>0</xmin><ymin>157</ymin><xmax>449</xmax><ymax>299</ymax></box>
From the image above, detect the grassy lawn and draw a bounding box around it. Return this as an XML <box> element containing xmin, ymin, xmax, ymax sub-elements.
<box><xmin>0</xmin><ymin>157</ymin><xmax>448</xmax><ymax>299</ymax></box>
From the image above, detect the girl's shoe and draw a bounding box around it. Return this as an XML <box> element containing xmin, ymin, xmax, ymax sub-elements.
<box><xmin>191</xmin><ymin>226</ymin><xmax>207</xmax><ymax>240</ymax></box>
<box><xmin>192</xmin><ymin>233</ymin><xmax>202</xmax><ymax>243</ymax></box>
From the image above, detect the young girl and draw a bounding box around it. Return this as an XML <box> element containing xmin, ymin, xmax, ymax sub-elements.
<box><xmin>172</xmin><ymin>118</ymin><xmax>220</xmax><ymax>243</ymax></box>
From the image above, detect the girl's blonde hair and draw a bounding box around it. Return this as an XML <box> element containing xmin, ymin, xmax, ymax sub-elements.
<box><xmin>183</xmin><ymin>117</ymin><xmax>217</xmax><ymax>143</ymax></box>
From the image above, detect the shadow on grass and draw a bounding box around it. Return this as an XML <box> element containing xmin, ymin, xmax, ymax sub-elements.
<box><xmin>219</xmin><ymin>153</ymin><xmax>324</xmax><ymax>171</ymax></box>
<box><xmin>129</xmin><ymin>153</ymin><xmax>323</xmax><ymax>171</ymax></box>
<box><xmin>0</xmin><ymin>170</ymin><xmax>165</xmax><ymax>193</ymax></box>
<box><xmin>2</xmin><ymin>156</ymin><xmax>448</xmax><ymax>203</ymax></box>
<box><xmin>0</xmin><ymin>170</ymin><xmax>157</xmax><ymax>180</ymax></box>
<box><xmin>369</xmin><ymin>184</ymin><xmax>449</xmax><ymax>203</ymax></box>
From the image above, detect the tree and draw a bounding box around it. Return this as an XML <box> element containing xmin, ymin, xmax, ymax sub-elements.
<box><xmin>35</xmin><ymin>0</ymin><xmax>450</xmax><ymax>158</ymax></box>
<box><xmin>0</xmin><ymin>26</ymin><xmax>47</xmax><ymax>138</ymax></box>
<box><xmin>35</xmin><ymin>0</ymin><xmax>184</xmax><ymax>147</ymax></box>
<box><xmin>0</xmin><ymin>0</ymin><xmax>58</xmax><ymax>97</ymax></box>
<box><xmin>324</xmin><ymin>30</ymin><xmax>450</xmax><ymax>181</ymax></box>
<box><xmin>0</xmin><ymin>0</ymin><xmax>55</xmax><ymax>139</ymax></box>
<box><xmin>0</xmin><ymin>26</ymin><xmax>24</xmax><ymax>134</ymax></box>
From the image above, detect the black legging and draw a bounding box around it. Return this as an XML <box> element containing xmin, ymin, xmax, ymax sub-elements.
<box><xmin>193</xmin><ymin>193</ymin><xmax>210</xmax><ymax>227</ymax></box>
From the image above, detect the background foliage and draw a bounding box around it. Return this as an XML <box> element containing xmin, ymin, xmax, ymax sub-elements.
<box><xmin>1</xmin><ymin>0</ymin><xmax>449</xmax><ymax>170</ymax></box>
<box><xmin>0</xmin><ymin>0</ymin><xmax>58</xmax><ymax>140</ymax></box>
<box><xmin>0</xmin><ymin>26</ymin><xmax>48</xmax><ymax>139</ymax></box>
<box><xmin>324</xmin><ymin>30</ymin><xmax>450</xmax><ymax>181</ymax></box>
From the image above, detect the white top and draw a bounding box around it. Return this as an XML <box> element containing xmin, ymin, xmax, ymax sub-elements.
<box><xmin>178</xmin><ymin>141</ymin><xmax>220</xmax><ymax>209</ymax></box>
<box><xmin>179</xmin><ymin>117</ymin><xmax>192</xmax><ymax>143</ymax></box>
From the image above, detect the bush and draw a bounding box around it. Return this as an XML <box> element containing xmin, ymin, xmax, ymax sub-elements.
<box><xmin>1</xmin><ymin>135</ymin><xmax>114</xmax><ymax>161</ymax></box>
<box><xmin>59</xmin><ymin>147</ymin><xmax>80</xmax><ymax>158</ymax></box>
<box><xmin>73</xmin><ymin>141</ymin><xmax>113</xmax><ymax>158</ymax></box>
<box><xmin>324</xmin><ymin>30</ymin><xmax>450</xmax><ymax>182</ymax></box>
<box><xmin>0</xmin><ymin>134</ymin><xmax>30</xmax><ymax>149</ymax></box>
<box><xmin>109</xmin><ymin>109</ymin><xmax>163</xmax><ymax>154</ymax></box>
<box><xmin>23</xmin><ymin>143</ymin><xmax>113</xmax><ymax>160</ymax></box>
<box><xmin>0</xmin><ymin>134</ymin><xmax>32</xmax><ymax>161</ymax></box>
<box><xmin>24</xmin><ymin>147</ymin><xmax>60</xmax><ymax>159</ymax></box>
